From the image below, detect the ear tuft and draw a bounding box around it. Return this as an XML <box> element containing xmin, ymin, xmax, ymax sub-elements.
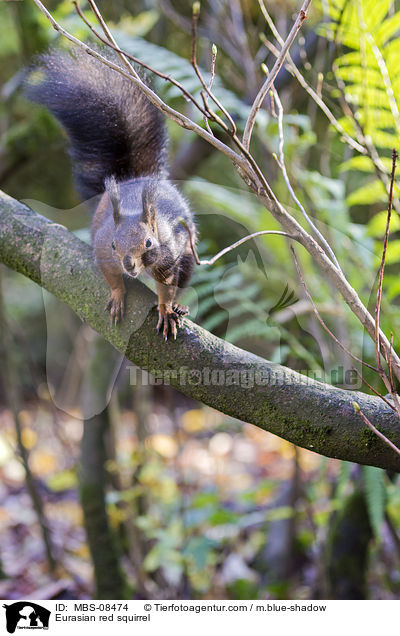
<box><xmin>142</xmin><ymin>180</ymin><xmax>158</xmax><ymax>234</ymax></box>
<box><xmin>105</xmin><ymin>175</ymin><xmax>121</xmax><ymax>225</ymax></box>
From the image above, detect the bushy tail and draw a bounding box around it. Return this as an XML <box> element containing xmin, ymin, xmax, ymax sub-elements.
<box><xmin>25</xmin><ymin>48</ymin><xmax>167</xmax><ymax>199</ymax></box>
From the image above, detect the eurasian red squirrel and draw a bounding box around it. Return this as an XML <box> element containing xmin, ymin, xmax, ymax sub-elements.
<box><xmin>26</xmin><ymin>48</ymin><xmax>196</xmax><ymax>340</ymax></box>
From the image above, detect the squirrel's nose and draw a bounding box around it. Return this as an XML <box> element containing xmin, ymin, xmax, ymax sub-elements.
<box><xmin>123</xmin><ymin>255</ymin><xmax>135</xmax><ymax>272</ymax></box>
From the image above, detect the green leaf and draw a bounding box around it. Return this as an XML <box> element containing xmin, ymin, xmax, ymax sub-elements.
<box><xmin>383</xmin><ymin>239</ymin><xmax>400</xmax><ymax>264</ymax></box>
<box><xmin>375</xmin><ymin>11</ymin><xmax>400</xmax><ymax>45</ymax></box>
<box><xmin>367</xmin><ymin>130</ymin><xmax>400</xmax><ymax>151</ymax></box>
<box><xmin>383</xmin><ymin>274</ymin><xmax>400</xmax><ymax>300</ymax></box>
<box><xmin>340</xmin><ymin>156</ymin><xmax>376</xmax><ymax>174</ymax></box>
<box><xmin>367</xmin><ymin>210</ymin><xmax>400</xmax><ymax>236</ymax></box>
<box><xmin>209</xmin><ymin>508</ymin><xmax>239</xmax><ymax>526</ymax></box>
<box><xmin>265</xmin><ymin>506</ymin><xmax>294</xmax><ymax>522</ymax></box>
<box><xmin>336</xmin><ymin>66</ymin><xmax>382</xmax><ymax>86</ymax></box>
<box><xmin>362</xmin><ymin>465</ymin><xmax>386</xmax><ymax>538</ymax></box>
<box><xmin>346</xmin><ymin>179</ymin><xmax>387</xmax><ymax>206</ymax></box>
<box><xmin>47</xmin><ymin>469</ymin><xmax>77</xmax><ymax>491</ymax></box>
<box><xmin>117</xmin><ymin>10</ymin><xmax>160</xmax><ymax>37</ymax></box>
<box><xmin>182</xmin><ymin>536</ymin><xmax>217</xmax><ymax>570</ymax></box>
<box><xmin>192</xmin><ymin>492</ymin><xmax>219</xmax><ymax>508</ymax></box>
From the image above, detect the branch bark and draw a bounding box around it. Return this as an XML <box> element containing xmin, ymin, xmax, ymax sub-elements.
<box><xmin>1</xmin><ymin>191</ymin><xmax>400</xmax><ymax>472</ymax></box>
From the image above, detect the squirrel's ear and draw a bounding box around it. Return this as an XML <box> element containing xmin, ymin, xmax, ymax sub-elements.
<box><xmin>105</xmin><ymin>176</ymin><xmax>121</xmax><ymax>225</ymax></box>
<box><xmin>142</xmin><ymin>181</ymin><xmax>158</xmax><ymax>235</ymax></box>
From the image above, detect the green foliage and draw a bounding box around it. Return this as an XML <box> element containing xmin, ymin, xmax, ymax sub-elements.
<box><xmin>320</xmin><ymin>0</ymin><xmax>400</xmax><ymax>321</ymax></box>
<box><xmin>321</xmin><ymin>0</ymin><xmax>399</xmax><ymax>164</ymax></box>
<box><xmin>0</xmin><ymin>3</ymin><xmax>19</xmax><ymax>58</ymax></box>
<box><xmin>321</xmin><ymin>0</ymin><xmax>400</xmax><ymax>197</ymax></box>
<box><xmin>362</xmin><ymin>465</ymin><xmax>386</xmax><ymax>538</ymax></box>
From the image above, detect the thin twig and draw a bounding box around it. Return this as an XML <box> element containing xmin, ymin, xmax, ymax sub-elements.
<box><xmin>259</xmin><ymin>31</ymin><xmax>366</xmax><ymax>154</ymax></box>
<box><xmin>181</xmin><ymin>219</ymin><xmax>296</xmax><ymax>265</ymax></box>
<box><xmin>353</xmin><ymin>401</ymin><xmax>400</xmax><ymax>458</ymax></box>
<box><xmin>291</xmin><ymin>246</ymin><xmax>379</xmax><ymax>372</ymax></box>
<box><xmin>243</xmin><ymin>0</ymin><xmax>312</xmax><ymax>150</ymax></box>
<box><xmin>87</xmin><ymin>0</ymin><xmax>139</xmax><ymax>78</ymax></box>
<box><xmin>351</xmin><ymin>367</ymin><xmax>397</xmax><ymax>412</ymax></box>
<box><xmin>270</xmin><ymin>74</ymin><xmax>342</xmax><ymax>271</ymax></box>
<box><xmin>389</xmin><ymin>332</ymin><xmax>395</xmax><ymax>393</ymax></box>
<box><xmin>190</xmin><ymin>3</ymin><xmax>237</xmax><ymax>135</ymax></box>
<box><xmin>375</xmin><ymin>149</ymin><xmax>397</xmax><ymax>372</ymax></box>
<box><xmin>201</xmin><ymin>43</ymin><xmax>218</xmax><ymax>134</ymax></box>
<box><xmin>74</xmin><ymin>1</ymin><xmax>208</xmax><ymax>118</ymax></box>
<box><xmin>32</xmin><ymin>0</ymin><xmax>246</xmax><ymax>171</ymax></box>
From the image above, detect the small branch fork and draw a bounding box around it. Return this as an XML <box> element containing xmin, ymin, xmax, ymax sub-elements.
<box><xmin>30</xmin><ymin>0</ymin><xmax>400</xmax><ymax>382</ymax></box>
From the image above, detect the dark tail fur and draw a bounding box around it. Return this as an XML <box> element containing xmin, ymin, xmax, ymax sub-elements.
<box><xmin>25</xmin><ymin>48</ymin><xmax>167</xmax><ymax>199</ymax></box>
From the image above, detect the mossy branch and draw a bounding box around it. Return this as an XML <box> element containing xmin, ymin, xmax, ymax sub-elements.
<box><xmin>1</xmin><ymin>190</ymin><xmax>400</xmax><ymax>471</ymax></box>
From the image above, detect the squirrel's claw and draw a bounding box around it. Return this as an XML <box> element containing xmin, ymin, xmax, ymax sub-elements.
<box><xmin>157</xmin><ymin>305</ymin><xmax>186</xmax><ymax>340</ymax></box>
<box><xmin>105</xmin><ymin>290</ymin><xmax>125</xmax><ymax>326</ymax></box>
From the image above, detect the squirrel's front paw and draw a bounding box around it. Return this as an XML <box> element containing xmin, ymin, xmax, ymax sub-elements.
<box><xmin>105</xmin><ymin>289</ymin><xmax>126</xmax><ymax>326</ymax></box>
<box><xmin>157</xmin><ymin>304</ymin><xmax>188</xmax><ymax>341</ymax></box>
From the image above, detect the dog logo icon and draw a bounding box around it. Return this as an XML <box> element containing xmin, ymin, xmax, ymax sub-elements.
<box><xmin>3</xmin><ymin>602</ymin><xmax>50</xmax><ymax>633</ymax></box>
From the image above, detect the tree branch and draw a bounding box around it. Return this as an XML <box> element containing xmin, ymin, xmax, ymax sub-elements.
<box><xmin>1</xmin><ymin>191</ymin><xmax>400</xmax><ymax>472</ymax></box>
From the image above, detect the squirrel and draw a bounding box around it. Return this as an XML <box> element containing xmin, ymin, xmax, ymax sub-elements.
<box><xmin>25</xmin><ymin>48</ymin><xmax>196</xmax><ymax>340</ymax></box>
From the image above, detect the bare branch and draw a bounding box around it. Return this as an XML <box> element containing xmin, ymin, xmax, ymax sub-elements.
<box><xmin>86</xmin><ymin>0</ymin><xmax>139</xmax><ymax>78</ymax></box>
<box><xmin>181</xmin><ymin>221</ymin><xmax>297</xmax><ymax>266</ymax></box>
<box><xmin>291</xmin><ymin>246</ymin><xmax>378</xmax><ymax>373</ymax></box>
<box><xmin>74</xmin><ymin>1</ymin><xmax>209</xmax><ymax>118</ymax></box>
<box><xmin>31</xmin><ymin>0</ymin><xmax>249</xmax><ymax>174</ymax></box>
<box><xmin>375</xmin><ymin>149</ymin><xmax>397</xmax><ymax>373</ymax></box>
<box><xmin>243</xmin><ymin>0</ymin><xmax>312</xmax><ymax>151</ymax></box>
<box><xmin>353</xmin><ymin>401</ymin><xmax>400</xmax><ymax>458</ymax></box>
<box><xmin>270</xmin><ymin>76</ymin><xmax>342</xmax><ymax>271</ymax></box>
<box><xmin>352</xmin><ymin>367</ymin><xmax>397</xmax><ymax>412</ymax></box>
<box><xmin>201</xmin><ymin>43</ymin><xmax>218</xmax><ymax>134</ymax></box>
<box><xmin>190</xmin><ymin>3</ymin><xmax>237</xmax><ymax>135</ymax></box>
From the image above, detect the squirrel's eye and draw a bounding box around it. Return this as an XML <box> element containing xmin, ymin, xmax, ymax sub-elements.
<box><xmin>111</xmin><ymin>241</ymin><xmax>116</xmax><ymax>250</ymax></box>
<box><xmin>145</xmin><ymin>238</ymin><xmax>152</xmax><ymax>248</ymax></box>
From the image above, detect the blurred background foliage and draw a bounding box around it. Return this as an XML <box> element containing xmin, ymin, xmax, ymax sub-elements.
<box><xmin>1</xmin><ymin>0</ymin><xmax>400</xmax><ymax>600</ymax></box>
